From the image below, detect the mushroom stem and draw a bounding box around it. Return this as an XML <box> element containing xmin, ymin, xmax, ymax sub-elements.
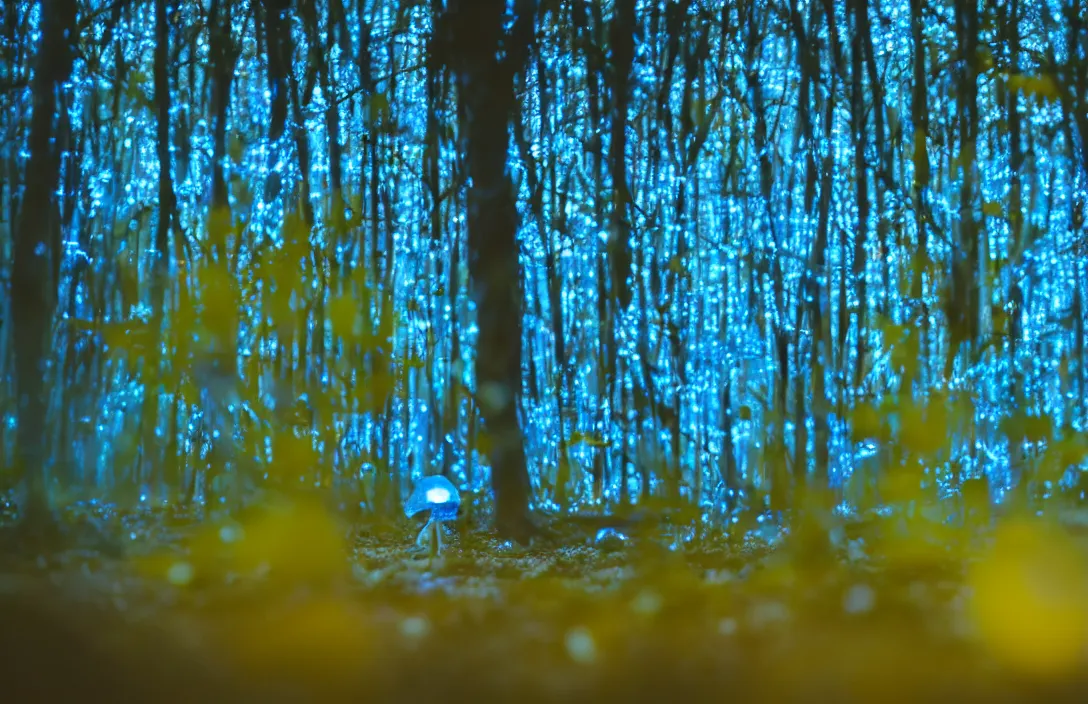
<box><xmin>416</xmin><ymin>518</ymin><xmax>446</xmax><ymax>555</ymax></box>
<box><xmin>416</xmin><ymin>518</ymin><xmax>433</xmax><ymax>548</ymax></box>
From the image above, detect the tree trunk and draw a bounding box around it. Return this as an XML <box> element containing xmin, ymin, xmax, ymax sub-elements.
<box><xmin>11</xmin><ymin>0</ymin><xmax>78</xmax><ymax>527</ymax></box>
<box><xmin>908</xmin><ymin>0</ymin><xmax>929</xmax><ymax>392</ymax></box>
<box><xmin>448</xmin><ymin>0</ymin><xmax>535</xmax><ymax>543</ymax></box>
<box><xmin>146</xmin><ymin>0</ymin><xmax>177</xmax><ymax>499</ymax></box>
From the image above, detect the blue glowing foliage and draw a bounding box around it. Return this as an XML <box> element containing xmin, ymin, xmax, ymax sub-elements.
<box><xmin>0</xmin><ymin>0</ymin><xmax>1086</xmax><ymax>524</ymax></box>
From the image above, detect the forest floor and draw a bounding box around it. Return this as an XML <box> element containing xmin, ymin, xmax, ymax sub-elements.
<box><xmin>2</xmin><ymin>496</ymin><xmax>1088</xmax><ymax>703</ymax></box>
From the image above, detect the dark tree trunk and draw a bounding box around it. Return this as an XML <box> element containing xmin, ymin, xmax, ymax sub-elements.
<box><xmin>447</xmin><ymin>0</ymin><xmax>535</xmax><ymax>543</ymax></box>
<box><xmin>144</xmin><ymin>0</ymin><xmax>178</xmax><ymax>498</ymax></box>
<box><xmin>947</xmin><ymin>0</ymin><xmax>981</xmax><ymax>380</ymax></box>
<box><xmin>300</xmin><ymin>0</ymin><xmax>341</xmax><ymax>199</ymax></box>
<box><xmin>426</xmin><ymin>0</ymin><xmax>457</xmax><ymax>481</ymax></box>
<box><xmin>855</xmin><ymin>0</ymin><xmax>888</xmax><ymax>332</ymax></box>
<box><xmin>1001</xmin><ymin>0</ymin><xmax>1023</xmax><ymax>408</ymax></box>
<box><xmin>850</xmin><ymin>0</ymin><xmax>869</xmax><ymax>393</ymax></box>
<box><xmin>789</xmin><ymin>0</ymin><xmax>819</xmax><ymax>214</ymax></box>
<box><xmin>908</xmin><ymin>0</ymin><xmax>929</xmax><ymax>391</ymax></box>
<box><xmin>11</xmin><ymin>0</ymin><xmax>78</xmax><ymax>526</ymax></box>
<box><xmin>208</xmin><ymin>0</ymin><xmax>238</xmax><ymax>227</ymax></box>
<box><xmin>744</xmin><ymin>1</ymin><xmax>792</xmax><ymax>502</ymax></box>
<box><xmin>608</xmin><ymin>0</ymin><xmax>635</xmax><ymax>314</ymax></box>
<box><xmin>263</xmin><ymin>0</ymin><xmax>291</xmax><ymax>143</ymax></box>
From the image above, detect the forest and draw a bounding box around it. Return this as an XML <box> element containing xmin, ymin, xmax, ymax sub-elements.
<box><xmin>1</xmin><ymin>0</ymin><xmax>1088</xmax><ymax>699</ymax></box>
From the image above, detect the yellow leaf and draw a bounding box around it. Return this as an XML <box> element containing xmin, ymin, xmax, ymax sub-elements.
<box><xmin>347</xmin><ymin>193</ymin><xmax>364</xmax><ymax>227</ymax></box>
<box><xmin>1037</xmin><ymin>445</ymin><xmax>1071</xmax><ymax>485</ymax></box>
<box><xmin>367</xmin><ymin>92</ymin><xmax>390</xmax><ymax>124</ymax></box>
<box><xmin>976</xmin><ymin>47</ymin><xmax>994</xmax><ymax>73</ymax></box>
<box><xmin>1008</xmin><ymin>73</ymin><xmax>1061</xmax><ymax>103</ymax></box>
<box><xmin>101</xmin><ymin>319</ymin><xmax>151</xmax><ymax>355</ymax></box>
<box><xmin>271</xmin><ymin>433</ymin><xmax>319</xmax><ymax>485</ymax></box>
<box><xmin>909</xmin><ymin>251</ymin><xmax>939</xmax><ymax>280</ymax></box>
<box><xmin>569</xmin><ymin>431</ymin><xmax>609</xmax><ymax>448</ymax></box>
<box><xmin>282</xmin><ymin>210</ymin><xmax>312</xmax><ymax>262</ymax></box>
<box><xmin>476</xmin><ymin>430</ymin><xmax>493</xmax><ymax>457</ymax></box>
<box><xmin>951</xmin><ymin>141</ymin><xmax>976</xmax><ymax>174</ymax></box>
<box><xmin>1002</xmin><ymin>412</ymin><xmax>1053</xmax><ymax>444</ymax></box>
<box><xmin>849</xmin><ymin>402</ymin><xmax>883</xmax><ymax>442</ymax></box>
<box><xmin>267</xmin><ymin>250</ymin><xmax>301</xmax><ymax>295</ymax></box>
<box><xmin>266</xmin><ymin>283</ymin><xmax>294</xmax><ymax>333</ymax></box>
<box><xmin>949</xmin><ymin>394</ymin><xmax>977</xmax><ymax>436</ymax></box>
<box><xmin>208</xmin><ymin>205</ymin><xmax>233</xmax><ymax>255</ymax></box>
<box><xmin>879</xmin><ymin>459</ymin><xmax>925</xmax><ymax>506</ymax></box>
<box><xmin>178</xmin><ymin>375</ymin><xmax>200</xmax><ymax>407</ymax></box>
<box><xmin>968</xmin><ymin>519</ymin><xmax>1088</xmax><ymax>677</ymax></box>
<box><xmin>899</xmin><ymin>401</ymin><xmax>946</xmax><ymax>456</ymax></box>
<box><xmin>124</xmin><ymin>70</ymin><xmax>149</xmax><ymax>102</ymax></box>
<box><xmin>991</xmin><ymin>305</ymin><xmax>1008</xmax><ymax>334</ymax></box>
<box><xmin>352</xmin><ymin>367</ymin><xmax>393</xmax><ymax>414</ymax></box>
<box><xmin>1055</xmin><ymin>434</ymin><xmax>1088</xmax><ymax>467</ymax></box>
<box><xmin>200</xmin><ymin>263</ymin><xmax>239</xmax><ymax>343</ymax></box>
<box><xmin>327</xmin><ymin>293</ymin><xmax>360</xmax><ymax>342</ymax></box>
<box><xmin>230</xmin><ymin>495</ymin><xmax>348</xmax><ymax>585</ymax></box>
<box><xmin>1024</xmin><ymin>414</ymin><xmax>1054</xmax><ymax>444</ymax></box>
<box><xmin>363</xmin><ymin>305</ymin><xmax>398</xmax><ymax>356</ymax></box>
<box><xmin>890</xmin><ymin>330</ymin><xmax>919</xmax><ymax>378</ymax></box>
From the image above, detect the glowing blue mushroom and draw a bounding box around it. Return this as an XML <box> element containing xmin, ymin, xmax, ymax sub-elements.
<box><xmin>405</xmin><ymin>475</ymin><xmax>460</xmax><ymax>553</ymax></box>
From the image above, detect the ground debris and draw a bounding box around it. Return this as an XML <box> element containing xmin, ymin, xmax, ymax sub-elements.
<box><xmin>1</xmin><ymin>513</ymin><xmax>1087</xmax><ymax>702</ymax></box>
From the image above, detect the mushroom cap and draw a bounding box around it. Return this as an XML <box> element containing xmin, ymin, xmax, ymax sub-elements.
<box><xmin>404</xmin><ymin>475</ymin><xmax>460</xmax><ymax>521</ymax></box>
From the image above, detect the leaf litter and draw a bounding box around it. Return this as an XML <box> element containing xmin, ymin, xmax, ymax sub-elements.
<box><xmin>3</xmin><ymin>497</ymin><xmax>1088</xmax><ymax>702</ymax></box>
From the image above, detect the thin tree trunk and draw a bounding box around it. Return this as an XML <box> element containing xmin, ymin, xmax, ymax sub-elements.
<box><xmin>908</xmin><ymin>0</ymin><xmax>929</xmax><ymax>392</ymax></box>
<box><xmin>850</xmin><ymin>0</ymin><xmax>870</xmax><ymax>393</ymax></box>
<box><xmin>145</xmin><ymin>0</ymin><xmax>177</xmax><ymax>499</ymax></box>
